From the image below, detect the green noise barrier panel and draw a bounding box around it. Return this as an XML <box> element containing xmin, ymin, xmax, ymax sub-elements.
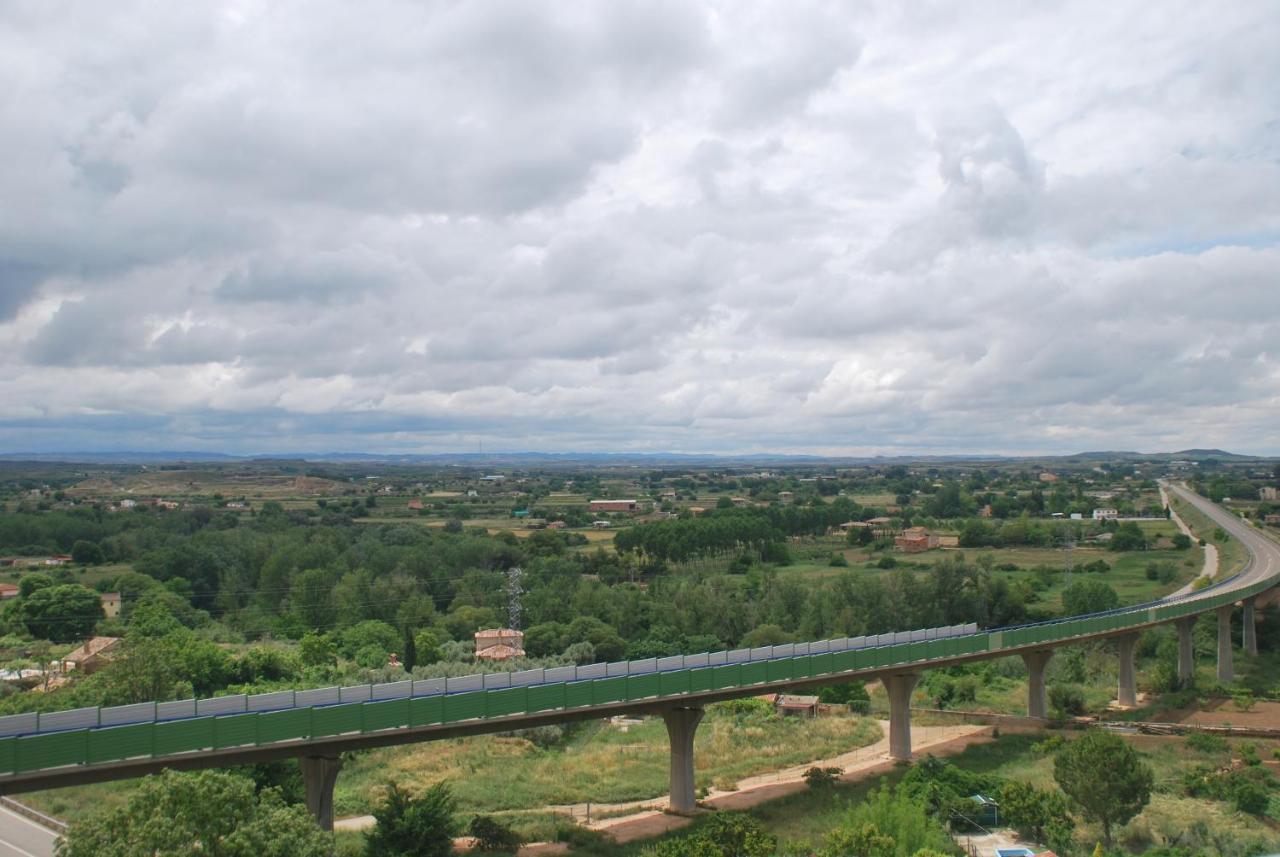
<box><xmin>688</xmin><ymin>667</ymin><xmax>714</xmax><ymax>694</ymax></box>
<box><xmin>626</xmin><ymin>673</ymin><xmax>660</xmax><ymax>700</ymax></box>
<box><xmin>590</xmin><ymin>676</ymin><xmax>627</xmax><ymax>705</ymax></box>
<box><xmin>259</xmin><ymin>708</ymin><xmax>311</xmax><ymax>744</ymax></box>
<box><xmin>362</xmin><ymin>698</ymin><xmax>410</xmax><ymax>733</ymax></box>
<box><xmin>214</xmin><ymin>713</ymin><xmax>259</xmax><ymax>749</ymax></box>
<box><xmin>409</xmin><ymin>695</ymin><xmax>443</xmax><ymax>727</ymax></box>
<box><xmin>659</xmin><ymin>669</ymin><xmax>690</xmax><ymax>697</ymax></box>
<box><xmin>445</xmin><ymin>691</ymin><xmax>486</xmax><ymax>722</ymax></box>
<box><xmin>154</xmin><ymin>717</ymin><xmax>213</xmax><ymax>757</ymax></box>
<box><xmin>486</xmin><ymin>688</ymin><xmax>526</xmax><ymax>718</ymax></box>
<box><xmin>312</xmin><ymin>704</ymin><xmax>362</xmax><ymax>738</ymax></box>
<box><xmin>527</xmin><ymin>684</ymin><xmax>564</xmax><ymax>713</ymax></box>
<box><xmin>564</xmin><ymin>681</ymin><xmax>594</xmax><ymax>710</ymax></box>
<box><xmin>88</xmin><ymin>723</ymin><xmax>153</xmax><ymax>764</ymax></box>
<box><xmin>17</xmin><ymin>730</ymin><xmax>87</xmax><ymax>773</ymax></box>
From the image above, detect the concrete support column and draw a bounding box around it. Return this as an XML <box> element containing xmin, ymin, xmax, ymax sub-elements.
<box><xmin>662</xmin><ymin>707</ymin><xmax>704</xmax><ymax>815</ymax></box>
<box><xmin>1116</xmin><ymin>633</ymin><xmax>1139</xmax><ymax>708</ymax></box>
<box><xmin>1176</xmin><ymin>617</ymin><xmax>1195</xmax><ymax>687</ymax></box>
<box><xmin>883</xmin><ymin>672</ymin><xmax>921</xmax><ymax>761</ymax></box>
<box><xmin>1218</xmin><ymin>606</ymin><xmax>1235</xmax><ymax>683</ymax></box>
<box><xmin>1243</xmin><ymin>598</ymin><xmax>1258</xmax><ymax>656</ymax></box>
<box><xmin>300</xmin><ymin>755</ymin><xmax>342</xmax><ymax>831</ymax></box>
<box><xmin>1021</xmin><ymin>650</ymin><xmax>1054</xmax><ymax>719</ymax></box>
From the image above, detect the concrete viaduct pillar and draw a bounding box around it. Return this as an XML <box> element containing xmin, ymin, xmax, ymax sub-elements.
<box><xmin>1243</xmin><ymin>598</ymin><xmax>1258</xmax><ymax>657</ymax></box>
<box><xmin>300</xmin><ymin>754</ymin><xmax>342</xmax><ymax>831</ymax></box>
<box><xmin>882</xmin><ymin>672</ymin><xmax>920</xmax><ymax>762</ymax></box>
<box><xmin>1218</xmin><ymin>606</ymin><xmax>1235</xmax><ymax>683</ymax></box>
<box><xmin>662</xmin><ymin>706</ymin><xmax>704</xmax><ymax>815</ymax></box>
<box><xmin>1176</xmin><ymin>617</ymin><xmax>1195</xmax><ymax>687</ymax></box>
<box><xmin>1116</xmin><ymin>633</ymin><xmax>1139</xmax><ymax>708</ymax></box>
<box><xmin>1020</xmin><ymin>650</ymin><xmax>1053</xmax><ymax>719</ymax></box>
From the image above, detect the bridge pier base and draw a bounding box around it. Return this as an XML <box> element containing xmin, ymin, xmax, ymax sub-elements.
<box><xmin>1176</xmin><ymin>617</ymin><xmax>1195</xmax><ymax>687</ymax></box>
<box><xmin>883</xmin><ymin>672</ymin><xmax>920</xmax><ymax>761</ymax></box>
<box><xmin>300</xmin><ymin>755</ymin><xmax>342</xmax><ymax>831</ymax></box>
<box><xmin>1020</xmin><ymin>650</ymin><xmax>1053</xmax><ymax>719</ymax></box>
<box><xmin>1116</xmin><ymin>633</ymin><xmax>1139</xmax><ymax>708</ymax></box>
<box><xmin>1243</xmin><ymin>598</ymin><xmax>1258</xmax><ymax>656</ymax></box>
<box><xmin>1218</xmin><ymin>606</ymin><xmax>1235</xmax><ymax>683</ymax></box>
<box><xmin>662</xmin><ymin>706</ymin><xmax>704</xmax><ymax>815</ymax></box>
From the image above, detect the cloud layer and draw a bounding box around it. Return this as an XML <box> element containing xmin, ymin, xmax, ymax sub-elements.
<box><xmin>2</xmin><ymin>0</ymin><xmax>1278</xmax><ymax>455</ymax></box>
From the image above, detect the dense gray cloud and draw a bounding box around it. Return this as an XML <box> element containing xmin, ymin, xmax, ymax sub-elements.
<box><xmin>1</xmin><ymin>0</ymin><xmax>1278</xmax><ymax>455</ymax></box>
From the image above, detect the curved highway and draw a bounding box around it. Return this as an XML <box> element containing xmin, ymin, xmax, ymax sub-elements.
<box><xmin>1163</xmin><ymin>481</ymin><xmax>1280</xmax><ymax>596</ymax></box>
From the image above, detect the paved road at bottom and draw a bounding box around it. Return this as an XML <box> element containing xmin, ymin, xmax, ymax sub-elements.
<box><xmin>0</xmin><ymin>804</ymin><xmax>57</xmax><ymax>857</ymax></box>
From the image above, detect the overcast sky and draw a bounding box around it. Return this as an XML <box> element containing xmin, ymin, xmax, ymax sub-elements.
<box><xmin>2</xmin><ymin>1</ymin><xmax>1278</xmax><ymax>457</ymax></box>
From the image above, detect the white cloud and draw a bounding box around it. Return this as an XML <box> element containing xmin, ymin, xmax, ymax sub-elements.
<box><xmin>0</xmin><ymin>0</ymin><xmax>1278</xmax><ymax>455</ymax></box>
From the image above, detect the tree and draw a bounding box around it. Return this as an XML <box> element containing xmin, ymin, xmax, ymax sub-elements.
<box><xmin>1054</xmin><ymin>730</ymin><xmax>1153</xmax><ymax>846</ymax></box>
<box><xmin>1061</xmin><ymin>578</ymin><xmax>1120</xmax><ymax>616</ymax></box>
<box><xmin>365</xmin><ymin>781</ymin><xmax>459</xmax><ymax>857</ymax></box>
<box><xmin>413</xmin><ymin>628</ymin><xmax>442</xmax><ymax>665</ymax></box>
<box><xmin>56</xmin><ymin>769</ymin><xmax>329</xmax><ymax>857</ymax></box>
<box><xmin>21</xmin><ymin>584</ymin><xmax>103</xmax><ymax>642</ymax></box>
<box><xmin>402</xmin><ymin>626</ymin><xmax>417</xmax><ymax>671</ymax></box>
<box><xmin>71</xmin><ymin>540</ymin><xmax>105</xmax><ymax>565</ymax></box>
<box><xmin>298</xmin><ymin>631</ymin><xmax>336</xmax><ymax>668</ymax></box>
<box><xmin>997</xmin><ymin>781</ymin><xmax>1074</xmax><ymax>850</ymax></box>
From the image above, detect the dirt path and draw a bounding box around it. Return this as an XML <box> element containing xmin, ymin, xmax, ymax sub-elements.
<box><xmin>1162</xmin><ymin>484</ymin><xmax>1219</xmax><ymax>594</ymax></box>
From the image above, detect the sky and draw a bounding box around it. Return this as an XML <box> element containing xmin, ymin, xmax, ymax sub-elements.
<box><xmin>1</xmin><ymin>1</ymin><xmax>1278</xmax><ymax>457</ymax></box>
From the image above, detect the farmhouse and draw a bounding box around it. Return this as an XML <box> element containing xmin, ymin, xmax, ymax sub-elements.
<box><xmin>100</xmin><ymin>592</ymin><xmax>121</xmax><ymax>619</ymax></box>
<box><xmin>1265</xmin><ymin>515</ymin><xmax>1280</xmax><ymax>526</ymax></box>
<box><xmin>61</xmin><ymin>637</ymin><xmax>122</xmax><ymax>675</ymax></box>
<box><xmin>0</xmin><ymin>584</ymin><xmax>18</xmax><ymax>601</ymax></box>
<box><xmin>895</xmin><ymin>527</ymin><xmax>939</xmax><ymax>553</ymax></box>
<box><xmin>475</xmin><ymin>628</ymin><xmax>525</xmax><ymax>661</ymax></box>
<box><xmin>1261</xmin><ymin>487</ymin><xmax>1278</xmax><ymax>501</ymax></box>
<box><xmin>589</xmin><ymin>499</ymin><xmax>639</xmax><ymax>513</ymax></box>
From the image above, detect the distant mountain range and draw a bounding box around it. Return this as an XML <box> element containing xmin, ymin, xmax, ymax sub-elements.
<box><xmin>0</xmin><ymin>448</ymin><xmax>1269</xmax><ymax>465</ymax></box>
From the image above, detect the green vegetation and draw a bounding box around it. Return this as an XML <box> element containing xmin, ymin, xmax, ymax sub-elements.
<box><xmin>1054</xmin><ymin>730</ymin><xmax>1154</xmax><ymax>846</ymax></box>
<box><xmin>56</xmin><ymin>769</ymin><xmax>330</xmax><ymax>857</ymax></box>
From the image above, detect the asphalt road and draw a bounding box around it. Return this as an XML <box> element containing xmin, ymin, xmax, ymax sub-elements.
<box><xmin>0</xmin><ymin>803</ymin><xmax>57</xmax><ymax>857</ymax></box>
<box><xmin>1164</xmin><ymin>481</ymin><xmax>1280</xmax><ymax>592</ymax></box>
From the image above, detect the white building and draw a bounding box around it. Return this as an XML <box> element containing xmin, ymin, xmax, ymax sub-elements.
<box><xmin>1092</xmin><ymin>508</ymin><xmax>1119</xmax><ymax>520</ymax></box>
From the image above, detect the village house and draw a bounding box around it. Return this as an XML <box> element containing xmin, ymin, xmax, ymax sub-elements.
<box><xmin>1038</xmin><ymin>472</ymin><xmax>1059</xmax><ymax>482</ymax></box>
<box><xmin>589</xmin><ymin>499</ymin><xmax>640</xmax><ymax>513</ymax></box>
<box><xmin>406</xmin><ymin>498</ymin><xmax>424</xmax><ymax>511</ymax></box>
<box><xmin>0</xmin><ymin>583</ymin><xmax>18</xmax><ymax>601</ymax></box>
<box><xmin>60</xmin><ymin>637</ymin><xmax>122</xmax><ymax>675</ymax></box>
<box><xmin>1092</xmin><ymin>508</ymin><xmax>1119</xmax><ymax>520</ymax></box>
<box><xmin>1260</xmin><ymin>487</ymin><xmax>1279</xmax><ymax>501</ymax></box>
<box><xmin>895</xmin><ymin>527</ymin><xmax>940</xmax><ymax>553</ymax></box>
<box><xmin>474</xmin><ymin>628</ymin><xmax>525</xmax><ymax>661</ymax></box>
<box><xmin>1265</xmin><ymin>514</ymin><xmax>1280</xmax><ymax>526</ymax></box>
<box><xmin>100</xmin><ymin>592</ymin><xmax>121</xmax><ymax>619</ymax></box>
<box><xmin>44</xmin><ymin>555</ymin><xmax>72</xmax><ymax>566</ymax></box>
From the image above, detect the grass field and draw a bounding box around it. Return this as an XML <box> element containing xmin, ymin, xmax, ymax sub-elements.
<box><xmin>1170</xmin><ymin>495</ymin><xmax>1249</xmax><ymax>578</ymax></box>
<box><xmin>777</xmin><ymin>541</ymin><xmax>1202</xmax><ymax>611</ymax></box>
<box><xmin>330</xmin><ymin>709</ymin><xmax>881</xmax><ymax>817</ymax></box>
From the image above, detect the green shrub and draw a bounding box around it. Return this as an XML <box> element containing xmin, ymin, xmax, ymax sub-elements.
<box><xmin>803</xmin><ymin>766</ymin><xmax>843</xmax><ymax>789</ymax></box>
<box><xmin>468</xmin><ymin>815</ymin><xmax>523</xmax><ymax>852</ymax></box>
<box><xmin>365</xmin><ymin>782</ymin><xmax>458</xmax><ymax>857</ymax></box>
<box><xmin>1184</xmin><ymin>732</ymin><xmax>1228</xmax><ymax>754</ymax></box>
<box><xmin>1232</xmin><ymin>780</ymin><xmax>1269</xmax><ymax>815</ymax></box>
<box><xmin>1049</xmin><ymin>684</ymin><xmax>1086</xmax><ymax>716</ymax></box>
